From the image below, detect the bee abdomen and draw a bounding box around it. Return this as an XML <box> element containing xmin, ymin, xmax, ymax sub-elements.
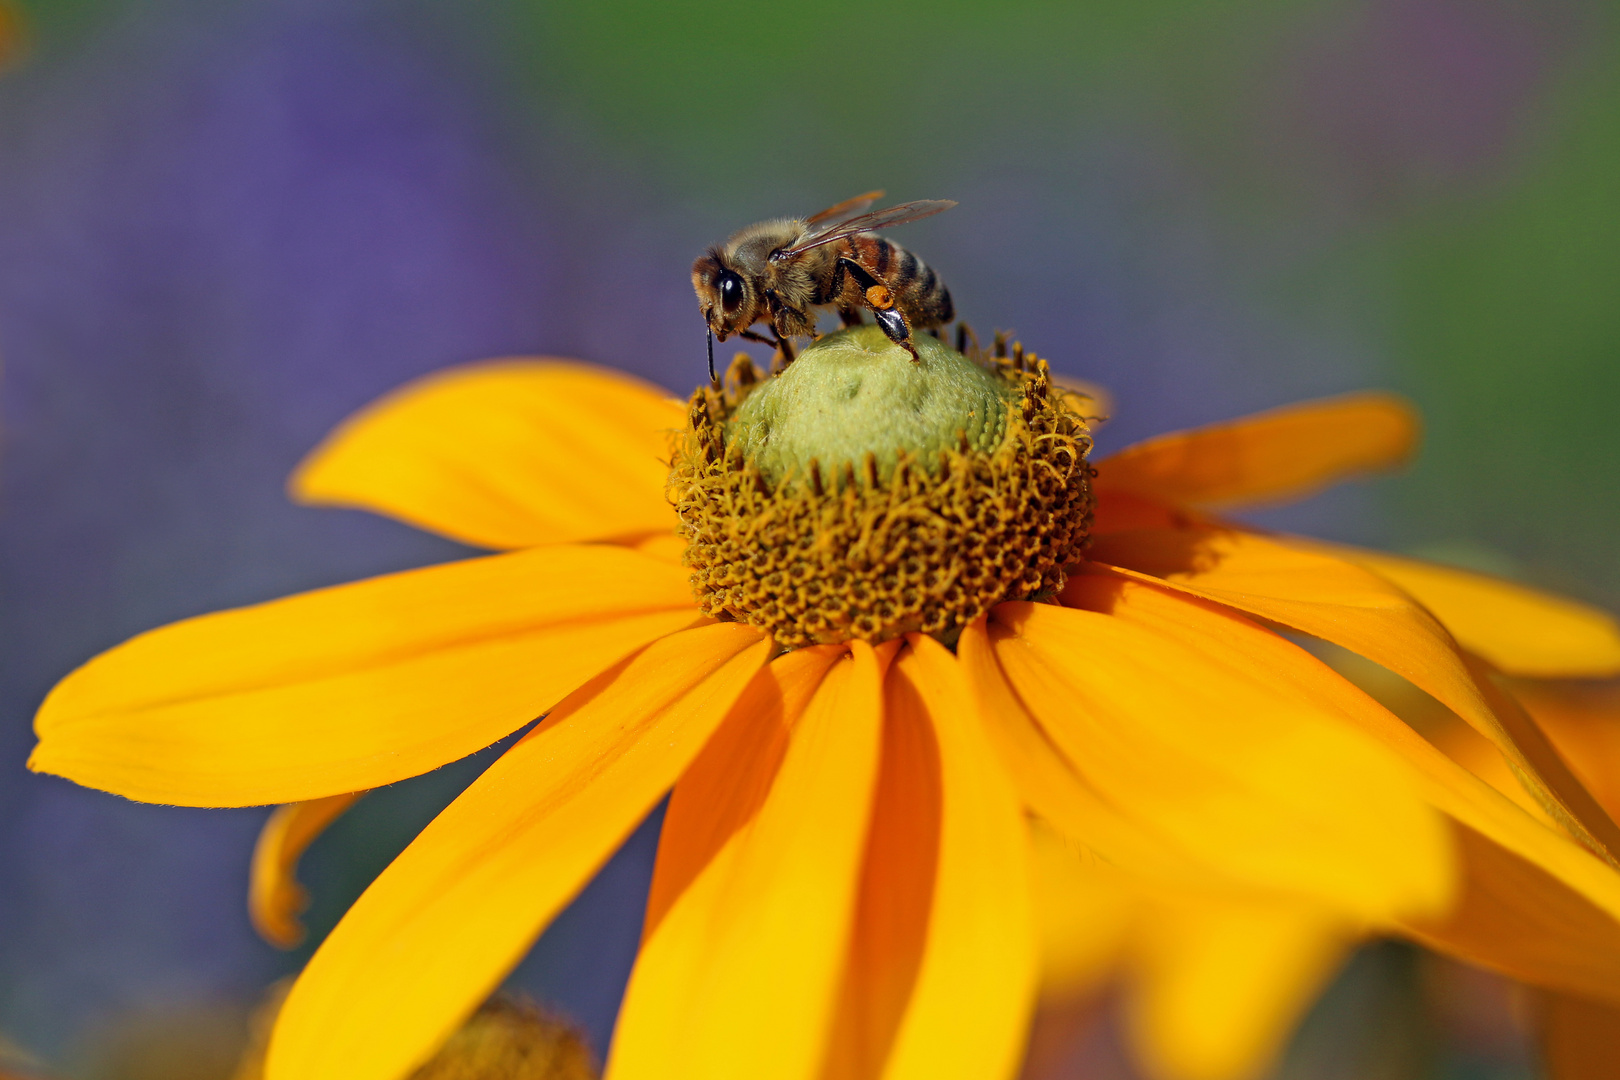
<box><xmin>846</xmin><ymin>235</ymin><xmax>954</xmax><ymax>328</ymax></box>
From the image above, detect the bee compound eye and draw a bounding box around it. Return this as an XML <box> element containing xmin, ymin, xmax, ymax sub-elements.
<box><xmin>718</xmin><ymin>272</ymin><xmax>745</xmax><ymax>314</ymax></box>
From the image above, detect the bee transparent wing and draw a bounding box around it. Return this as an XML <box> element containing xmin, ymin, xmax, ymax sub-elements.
<box><xmin>783</xmin><ymin>199</ymin><xmax>958</xmax><ymax>256</ymax></box>
<box><xmin>804</xmin><ymin>189</ymin><xmax>886</xmax><ymax>227</ymax></box>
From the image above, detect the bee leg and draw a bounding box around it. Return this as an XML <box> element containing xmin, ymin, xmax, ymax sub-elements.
<box><xmin>872</xmin><ymin>305</ymin><xmax>920</xmax><ymax>361</ymax></box>
<box><xmin>838</xmin><ymin>307</ymin><xmax>864</xmax><ymax>327</ymax></box>
<box><xmin>773</xmin><ymin>331</ymin><xmax>796</xmax><ymax>365</ymax></box>
<box><xmin>836</xmin><ymin>256</ymin><xmax>920</xmax><ymax>362</ymax></box>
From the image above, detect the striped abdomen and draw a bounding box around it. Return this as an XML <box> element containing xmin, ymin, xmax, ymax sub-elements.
<box><xmin>828</xmin><ymin>234</ymin><xmax>954</xmax><ymax>328</ymax></box>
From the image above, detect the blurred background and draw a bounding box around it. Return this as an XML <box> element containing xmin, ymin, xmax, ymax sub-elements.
<box><xmin>0</xmin><ymin>0</ymin><xmax>1615</xmax><ymax>1076</ymax></box>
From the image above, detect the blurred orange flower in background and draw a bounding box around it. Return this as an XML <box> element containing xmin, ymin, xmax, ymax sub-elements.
<box><xmin>27</xmin><ymin>355</ymin><xmax>1620</xmax><ymax>1080</ymax></box>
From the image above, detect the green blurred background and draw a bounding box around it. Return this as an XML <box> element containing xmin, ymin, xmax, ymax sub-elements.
<box><xmin>1</xmin><ymin>0</ymin><xmax>1615</xmax><ymax>1077</ymax></box>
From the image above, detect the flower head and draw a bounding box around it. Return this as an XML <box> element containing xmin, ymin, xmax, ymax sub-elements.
<box><xmin>29</xmin><ymin>331</ymin><xmax>1620</xmax><ymax>1080</ymax></box>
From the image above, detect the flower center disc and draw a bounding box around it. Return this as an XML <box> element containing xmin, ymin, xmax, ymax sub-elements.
<box><xmin>669</xmin><ymin>326</ymin><xmax>1096</xmax><ymax>647</ymax></box>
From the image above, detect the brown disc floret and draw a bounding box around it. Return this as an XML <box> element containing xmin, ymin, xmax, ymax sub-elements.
<box><xmin>668</xmin><ymin>327</ymin><xmax>1096</xmax><ymax>648</ymax></box>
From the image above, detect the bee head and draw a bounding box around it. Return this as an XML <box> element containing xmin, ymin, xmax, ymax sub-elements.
<box><xmin>692</xmin><ymin>249</ymin><xmax>755</xmax><ymax>340</ymax></box>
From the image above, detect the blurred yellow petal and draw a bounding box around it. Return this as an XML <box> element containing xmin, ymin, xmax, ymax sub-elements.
<box><xmin>857</xmin><ymin>637</ymin><xmax>1035</xmax><ymax>1080</ymax></box>
<box><xmin>265</xmin><ymin>623</ymin><xmax>769</xmax><ymax>1080</ymax></box>
<box><xmin>1405</xmin><ymin>825</ymin><xmax>1620</xmax><ymax>1007</ymax></box>
<box><xmin>31</xmin><ymin>544</ymin><xmax>698</xmax><ymax>806</ymax></box>
<box><xmin>1091</xmin><ymin>526</ymin><xmax>1620</xmax><ymax>864</ymax></box>
<box><xmin>608</xmin><ymin>644</ymin><xmax>887</xmax><ymax>1080</ymax></box>
<box><xmin>250</xmin><ymin>791</ymin><xmax>367</xmax><ymax>948</ymax></box>
<box><xmin>1327</xmin><ymin>546</ymin><xmax>1620</xmax><ymax>678</ymax></box>
<box><xmin>1513</xmin><ymin>681</ymin><xmax>1620</xmax><ymax>819</ymax></box>
<box><xmin>1094</xmin><ymin>393</ymin><xmax>1418</xmax><ymax>510</ymax></box>
<box><xmin>1025</xmin><ymin>823</ymin><xmax>1133</xmax><ymax>1002</ymax></box>
<box><xmin>291</xmin><ymin>360</ymin><xmax>685</xmax><ymax>549</ymax></box>
<box><xmin>1127</xmin><ymin>901</ymin><xmax>1353</xmax><ymax>1080</ymax></box>
<box><xmin>1540</xmin><ymin>992</ymin><xmax>1620</xmax><ymax>1080</ymax></box>
<box><xmin>1069</xmin><ymin>566</ymin><xmax>1620</xmax><ymax>1001</ymax></box>
<box><xmin>990</xmin><ymin>595</ymin><xmax>1451</xmax><ymax>923</ymax></box>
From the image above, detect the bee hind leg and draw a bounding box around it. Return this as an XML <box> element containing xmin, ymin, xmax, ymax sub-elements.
<box><xmin>836</xmin><ymin>256</ymin><xmax>919</xmax><ymax>363</ymax></box>
<box><xmin>872</xmin><ymin>306</ymin><xmax>919</xmax><ymax>361</ymax></box>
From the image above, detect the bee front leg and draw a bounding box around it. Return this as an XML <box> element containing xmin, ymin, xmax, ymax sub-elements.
<box><xmin>836</xmin><ymin>256</ymin><xmax>919</xmax><ymax>362</ymax></box>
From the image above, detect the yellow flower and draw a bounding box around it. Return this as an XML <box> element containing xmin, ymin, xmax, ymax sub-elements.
<box><xmin>28</xmin><ymin>335</ymin><xmax>1620</xmax><ymax>1080</ymax></box>
<box><xmin>1025</xmin><ymin>556</ymin><xmax>1620</xmax><ymax>1080</ymax></box>
<box><xmin>1340</xmin><ymin>666</ymin><xmax>1620</xmax><ymax>1080</ymax></box>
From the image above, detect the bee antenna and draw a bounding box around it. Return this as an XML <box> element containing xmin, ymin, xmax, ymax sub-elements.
<box><xmin>707</xmin><ymin>326</ymin><xmax>718</xmax><ymax>386</ymax></box>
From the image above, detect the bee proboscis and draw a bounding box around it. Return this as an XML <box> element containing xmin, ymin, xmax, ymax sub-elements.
<box><xmin>692</xmin><ymin>191</ymin><xmax>957</xmax><ymax>382</ymax></box>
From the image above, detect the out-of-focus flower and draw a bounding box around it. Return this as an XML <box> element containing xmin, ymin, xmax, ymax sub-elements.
<box><xmin>1362</xmin><ymin>674</ymin><xmax>1620</xmax><ymax>1080</ymax></box>
<box><xmin>29</xmin><ymin>329</ymin><xmax>1620</xmax><ymax>1080</ymax></box>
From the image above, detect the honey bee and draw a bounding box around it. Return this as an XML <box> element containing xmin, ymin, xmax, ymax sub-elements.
<box><xmin>692</xmin><ymin>190</ymin><xmax>957</xmax><ymax>382</ymax></box>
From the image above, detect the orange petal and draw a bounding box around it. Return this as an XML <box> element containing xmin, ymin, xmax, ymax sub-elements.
<box><xmin>1540</xmin><ymin>992</ymin><xmax>1620</xmax><ymax>1079</ymax></box>
<box><xmin>1094</xmin><ymin>392</ymin><xmax>1418</xmax><ymax>509</ymax></box>
<box><xmin>1126</xmin><ymin>899</ymin><xmax>1353</xmax><ymax>1080</ymax></box>
<box><xmin>1025</xmin><ymin>822</ymin><xmax>1134</xmax><ymax>1002</ymax></box>
<box><xmin>607</xmin><ymin>643</ymin><xmax>888</xmax><ymax>1080</ymax></box>
<box><xmin>250</xmin><ymin>791</ymin><xmax>367</xmax><ymax>948</ymax></box>
<box><xmin>1405</xmin><ymin>825</ymin><xmax>1620</xmax><ymax>1008</ymax></box>
<box><xmin>264</xmin><ymin>622</ymin><xmax>769</xmax><ymax>1080</ymax></box>
<box><xmin>861</xmin><ymin>637</ymin><xmax>1036</xmax><ymax>1080</ymax></box>
<box><xmin>31</xmin><ymin>544</ymin><xmax>699</xmax><ymax>806</ymax></box>
<box><xmin>819</xmin><ymin>647</ymin><xmax>944</xmax><ymax>1080</ymax></box>
<box><xmin>1091</xmin><ymin>489</ymin><xmax>1198</xmax><ymax>536</ymax></box>
<box><xmin>1089</xmin><ymin>526</ymin><xmax>1620</xmax><ymax>865</ymax></box>
<box><xmin>990</xmin><ymin>596</ymin><xmax>1452</xmax><ymax>923</ymax></box>
<box><xmin>957</xmin><ymin>618</ymin><xmax>1221</xmax><ymax>888</ymax></box>
<box><xmin>1512</xmin><ymin>681</ymin><xmax>1620</xmax><ymax>821</ymax></box>
<box><xmin>1064</xmin><ymin>566</ymin><xmax>1620</xmax><ymax>1002</ymax></box>
<box><xmin>641</xmin><ymin>645</ymin><xmax>846</xmax><ymax>942</ymax></box>
<box><xmin>291</xmin><ymin>360</ymin><xmax>686</xmax><ymax>549</ymax></box>
<box><xmin>1324</xmin><ymin>545</ymin><xmax>1620</xmax><ymax>679</ymax></box>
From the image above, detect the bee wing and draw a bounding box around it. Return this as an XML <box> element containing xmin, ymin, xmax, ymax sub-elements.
<box><xmin>804</xmin><ymin>189</ymin><xmax>886</xmax><ymax>227</ymax></box>
<box><xmin>783</xmin><ymin>199</ymin><xmax>958</xmax><ymax>256</ymax></box>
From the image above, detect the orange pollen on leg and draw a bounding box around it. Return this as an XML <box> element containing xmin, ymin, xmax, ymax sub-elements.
<box><xmin>865</xmin><ymin>284</ymin><xmax>893</xmax><ymax>308</ymax></box>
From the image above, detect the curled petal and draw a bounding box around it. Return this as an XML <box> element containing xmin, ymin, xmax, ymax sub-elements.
<box><xmin>31</xmin><ymin>544</ymin><xmax>698</xmax><ymax>806</ymax></box>
<box><xmin>1329</xmin><ymin>545</ymin><xmax>1620</xmax><ymax>679</ymax></box>
<box><xmin>250</xmin><ymin>791</ymin><xmax>367</xmax><ymax>948</ymax></box>
<box><xmin>292</xmin><ymin>360</ymin><xmax>685</xmax><ymax>549</ymax></box>
<box><xmin>1095</xmin><ymin>392</ymin><xmax>1418</xmax><ymax>510</ymax></box>
<box><xmin>265</xmin><ymin>623</ymin><xmax>770</xmax><ymax>1080</ymax></box>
